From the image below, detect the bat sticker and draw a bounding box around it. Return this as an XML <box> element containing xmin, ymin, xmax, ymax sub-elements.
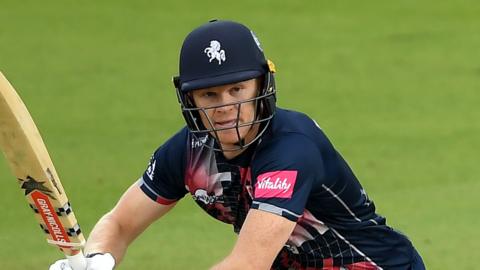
<box><xmin>31</xmin><ymin>191</ymin><xmax>71</xmax><ymax>246</ymax></box>
<box><xmin>19</xmin><ymin>176</ymin><xmax>55</xmax><ymax>200</ymax></box>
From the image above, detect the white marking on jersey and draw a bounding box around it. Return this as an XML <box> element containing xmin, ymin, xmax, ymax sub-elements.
<box><xmin>330</xmin><ymin>227</ymin><xmax>383</xmax><ymax>270</ymax></box>
<box><xmin>146</xmin><ymin>159</ymin><xmax>156</xmax><ymax>180</ymax></box>
<box><xmin>360</xmin><ymin>188</ymin><xmax>372</xmax><ymax>206</ymax></box>
<box><xmin>191</xmin><ymin>135</ymin><xmax>208</xmax><ymax>148</ymax></box>
<box><xmin>322</xmin><ymin>184</ymin><xmax>362</xmax><ymax>222</ymax></box>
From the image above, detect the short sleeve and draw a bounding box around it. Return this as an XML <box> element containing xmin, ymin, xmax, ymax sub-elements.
<box><xmin>138</xmin><ymin>128</ymin><xmax>189</xmax><ymax>205</ymax></box>
<box><xmin>251</xmin><ymin>133</ymin><xmax>324</xmax><ymax>221</ymax></box>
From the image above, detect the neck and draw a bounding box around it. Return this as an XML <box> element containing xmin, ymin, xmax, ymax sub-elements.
<box><xmin>222</xmin><ymin>147</ymin><xmax>246</xmax><ymax>160</ymax></box>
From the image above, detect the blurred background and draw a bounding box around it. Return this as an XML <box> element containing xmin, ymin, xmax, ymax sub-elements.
<box><xmin>0</xmin><ymin>0</ymin><xmax>478</xmax><ymax>268</ymax></box>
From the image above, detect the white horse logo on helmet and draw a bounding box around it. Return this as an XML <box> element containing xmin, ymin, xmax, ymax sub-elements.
<box><xmin>204</xmin><ymin>40</ymin><xmax>226</xmax><ymax>65</ymax></box>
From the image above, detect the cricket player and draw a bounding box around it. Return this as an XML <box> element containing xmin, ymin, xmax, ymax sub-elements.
<box><xmin>50</xmin><ymin>20</ymin><xmax>425</xmax><ymax>270</ymax></box>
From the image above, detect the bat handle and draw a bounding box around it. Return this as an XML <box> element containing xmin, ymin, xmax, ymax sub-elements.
<box><xmin>66</xmin><ymin>250</ymin><xmax>88</xmax><ymax>270</ymax></box>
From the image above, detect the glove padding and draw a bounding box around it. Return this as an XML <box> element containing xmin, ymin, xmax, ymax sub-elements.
<box><xmin>49</xmin><ymin>253</ymin><xmax>115</xmax><ymax>270</ymax></box>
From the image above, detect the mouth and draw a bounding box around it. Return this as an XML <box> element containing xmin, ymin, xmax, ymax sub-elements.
<box><xmin>214</xmin><ymin>119</ymin><xmax>238</xmax><ymax>129</ymax></box>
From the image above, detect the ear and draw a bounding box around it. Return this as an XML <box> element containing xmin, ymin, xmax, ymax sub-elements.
<box><xmin>256</xmin><ymin>77</ymin><xmax>264</xmax><ymax>88</ymax></box>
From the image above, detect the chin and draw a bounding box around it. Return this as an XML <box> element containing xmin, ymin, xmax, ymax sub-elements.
<box><xmin>215</xmin><ymin>128</ymin><xmax>249</xmax><ymax>145</ymax></box>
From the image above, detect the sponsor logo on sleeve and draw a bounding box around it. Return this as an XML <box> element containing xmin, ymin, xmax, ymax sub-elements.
<box><xmin>254</xmin><ymin>170</ymin><xmax>297</xmax><ymax>199</ymax></box>
<box><xmin>146</xmin><ymin>159</ymin><xmax>156</xmax><ymax>180</ymax></box>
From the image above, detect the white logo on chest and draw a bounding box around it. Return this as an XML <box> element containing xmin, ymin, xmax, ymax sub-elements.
<box><xmin>204</xmin><ymin>40</ymin><xmax>226</xmax><ymax>65</ymax></box>
<box><xmin>193</xmin><ymin>189</ymin><xmax>223</xmax><ymax>204</ymax></box>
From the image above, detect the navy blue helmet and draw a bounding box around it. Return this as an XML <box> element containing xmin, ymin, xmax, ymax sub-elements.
<box><xmin>173</xmin><ymin>20</ymin><xmax>277</xmax><ymax>151</ymax></box>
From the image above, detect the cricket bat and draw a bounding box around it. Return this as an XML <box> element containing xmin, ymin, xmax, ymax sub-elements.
<box><xmin>0</xmin><ymin>71</ymin><xmax>87</xmax><ymax>269</ymax></box>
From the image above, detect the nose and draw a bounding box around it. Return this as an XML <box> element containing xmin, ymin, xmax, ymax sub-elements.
<box><xmin>214</xmin><ymin>92</ymin><xmax>238</xmax><ymax>113</ymax></box>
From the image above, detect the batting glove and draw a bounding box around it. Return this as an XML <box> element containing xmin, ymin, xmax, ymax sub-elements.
<box><xmin>49</xmin><ymin>253</ymin><xmax>115</xmax><ymax>270</ymax></box>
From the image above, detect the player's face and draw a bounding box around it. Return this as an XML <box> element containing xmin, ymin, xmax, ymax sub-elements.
<box><xmin>191</xmin><ymin>78</ymin><xmax>260</xmax><ymax>150</ymax></box>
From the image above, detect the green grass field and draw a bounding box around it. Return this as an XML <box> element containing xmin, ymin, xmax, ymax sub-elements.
<box><xmin>1</xmin><ymin>0</ymin><xmax>478</xmax><ymax>269</ymax></box>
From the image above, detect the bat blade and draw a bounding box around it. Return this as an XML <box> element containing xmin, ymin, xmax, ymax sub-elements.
<box><xmin>0</xmin><ymin>71</ymin><xmax>87</xmax><ymax>269</ymax></box>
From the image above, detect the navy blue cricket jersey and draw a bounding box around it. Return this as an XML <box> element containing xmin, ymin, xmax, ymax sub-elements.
<box><xmin>139</xmin><ymin>108</ymin><xmax>420</xmax><ymax>269</ymax></box>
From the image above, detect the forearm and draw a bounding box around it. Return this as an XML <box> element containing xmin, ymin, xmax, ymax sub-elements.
<box><xmin>210</xmin><ymin>256</ymin><xmax>253</xmax><ymax>270</ymax></box>
<box><xmin>82</xmin><ymin>184</ymin><xmax>175</xmax><ymax>266</ymax></box>
<box><xmin>84</xmin><ymin>212</ymin><xmax>131</xmax><ymax>264</ymax></box>
<box><xmin>210</xmin><ymin>210</ymin><xmax>295</xmax><ymax>270</ymax></box>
